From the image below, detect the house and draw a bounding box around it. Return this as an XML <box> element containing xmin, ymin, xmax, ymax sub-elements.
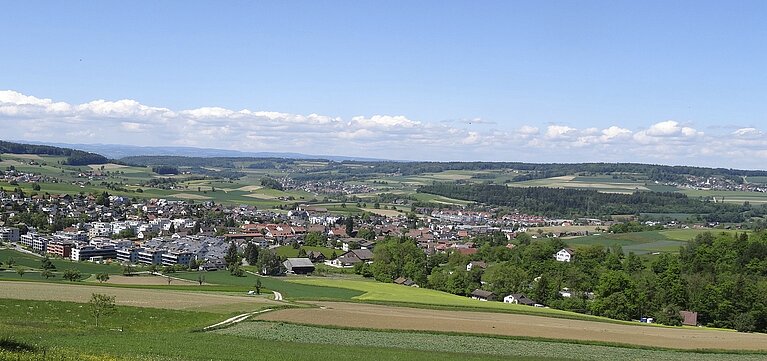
<box><xmin>680</xmin><ymin>311</ymin><xmax>698</xmax><ymax>326</ymax></box>
<box><xmin>503</xmin><ymin>293</ymin><xmax>536</xmax><ymax>306</ymax></box>
<box><xmin>393</xmin><ymin>277</ymin><xmax>419</xmax><ymax>287</ymax></box>
<box><xmin>305</xmin><ymin>250</ymin><xmax>326</xmax><ymax>263</ymax></box>
<box><xmin>466</xmin><ymin>261</ymin><xmax>487</xmax><ymax>271</ymax></box>
<box><xmin>554</xmin><ymin>248</ymin><xmax>575</xmax><ymax>262</ymax></box>
<box><xmin>470</xmin><ymin>289</ymin><xmax>496</xmax><ymax>301</ymax></box>
<box><xmin>283</xmin><ymin>258</ymin><xmax>316</xmax><ymax>274</ymax></box>
<box><xmin>326</xmin><ymin>249</ymin><xmax>374</xmax><ymax>268</ymax></box>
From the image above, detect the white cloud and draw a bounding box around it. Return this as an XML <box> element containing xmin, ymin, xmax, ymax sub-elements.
<box><xmin>1</xmin><ymin>90</ymin><xmax>767</xmax><ymax>168</ymax></box>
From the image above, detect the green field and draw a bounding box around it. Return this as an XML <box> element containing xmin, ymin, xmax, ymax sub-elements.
<box><xmin>276</xmin><ymin>245</ymin><xmax>338</xmax><ymax>258</ymax></box>
<box><xmin>173</xmin><ymin>271</ymin><xmax>363</xmax><ymax>300</ymax></box>
<box><xmin>1</xmin><ymin>298</ymin><xmax>529</xmax><ymax>361</ymax></box>
<box><xmin>0</xmin><ymin>249</ymin><xmax>123</xmax><ymax>274</ymax></box>
<box><xmin>216</xmin><ymin>321</ymin><xmax>765</xmax><ymax>361</ymax></box>
<box><xmin>564</xmin><ymin>229</ymin><xmax>745</xmax><ymax>254</ymax></box>
<box><xmin>286</xmin><ymin>277</ymin><xmax>642</xmax><ymax>323</ymax></box>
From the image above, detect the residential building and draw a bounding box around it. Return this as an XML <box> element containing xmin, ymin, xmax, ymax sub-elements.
<box><xmin>555</xmin><ymin>248</ymin><xmax>575</xmax><ymax>262</ymax></box>
<box><xmin>71</xmin><ymin>245</ymin><xmax>117</xmax><ymax>261</ymax></box>
<box><xmin>46</xmin><ymin>240</ymin><xmax>74</xmax><ymax>258</ymax></box>
<box><xmin>0</xmin><ymin>227</ymin><xmax>20</xmax><ymax>242</ymax></box>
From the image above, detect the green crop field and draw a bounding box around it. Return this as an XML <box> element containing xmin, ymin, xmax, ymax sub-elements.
<box><xmin>216</xmin><ymin>321</ymin><xmax>766</xmax><ymax>361</ymax></box>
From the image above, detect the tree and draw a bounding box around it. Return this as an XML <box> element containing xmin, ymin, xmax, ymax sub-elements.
<box><xmin>197</xmin><ymin>273</ymin><xmax>205</xmax><ymax>286</ymax></box>
<box><xmin>345</xmin><ymin>217</ymin><xmax>354</xmax><ymax>236</ymax></box>
<box><xmin>63</xmin><ymin>269</ymin><xmax>82</xmax><ymax>282</ymax></box>
<box><xmin>255</xmin><ymin>278</ymin><xmax>262</xmax><ymax>295</ymax></box>
<box><xmin>244</xmin><ymin>243</ymin><xmax>260</xmax><ymax>266</ymax></box>
<box><xmin>40</xmin><ymin>269</ymin><xmax>54</xmax><ymax>279</ymax></box>
<box><xmin>297</xmin><ymin>248</ymin><xmax>307</xmax><ymax>258</ymax></box>
<box><xmin>122</xmin><ymin>265</ymin><xmax>136</xmax><ymax>276</ymax></box>
<box><xmin>41</xmin><ymin>256</ymin><xmax>56</xmax><ymax>271</ymax></box>
<box><xmin>230</xmin><ymin>265</ymin><xmax>244</xmax><ymax>277</ymax></box>
<box><xmin>15</xmin><ymin>267</ymin><xmax>25</xmax><ymax>277</ymax></box>
<box><xmin>89</xmin><ymin>293</ymin><xmax>116</xmax><ymax>328</ymax></box>
<box><xmin>304</xmin><ymin>232</ymin><xmax>325</xmax><ymax>247</ymax></box>
<box><xmin>31</xmin><ymin>183</ymin><xmax>41</xmax><ymax>191</ymax></box>
<box><xmin>224</xmin><ymin>241</ymin><xmax>241</xmax><ymax>268</ymax></box>
<box><xmin>169</xmin><ymin>222</ymin><xmax>176</xmax><ymax>234</ymax></box>
<box><xmin>483</xmin><ymin>262</ymin><xmax>529</xmax><ymax>297</ymax></box>
<box><xmin>96</xmin><ymin>273</ymin><xmax>110</xmax><ymax>283</ymax></box>
<box><xmin>6</xmin><ymin>257</ymin><xmax>15</xmax><ymax>267</ymax></box>
<box><xmin>257</xmin><ymin>249</ymin><xmax>283</xmax><ymax>275</ymax></box>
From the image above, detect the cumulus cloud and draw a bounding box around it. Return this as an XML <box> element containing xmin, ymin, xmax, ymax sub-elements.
<box><xmin>1</xmin><ymin>90</ymin><xmax>766</xmax><ymax>168</ymax></box>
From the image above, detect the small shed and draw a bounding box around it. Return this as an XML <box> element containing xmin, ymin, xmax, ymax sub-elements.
<box><xmin>680</xmin><ymin>311</ymin><xmax>698</xmax><ymax>326</ymax></box>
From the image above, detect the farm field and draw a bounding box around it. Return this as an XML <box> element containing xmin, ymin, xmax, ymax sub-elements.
<box><xmin>0</xmin><ymin>281</ymin><xmax>277</xmax><ymax>313</ymax></box>
<box><xmin>257</xmin><ymin>301</ymin><xmax>767</xmax><ymax>351</ymax></box>
<box><xmin>508</xmin><ymin>175</ymin><xmax>651</xmax><ymax>194</ymax></box>
<box><xmin>564</xmin><ymin>229</ymin><xmax>742</xmax><ymax>254</ymax></box>
<box><xmin>0</xmin><ymin>298</ymin><xmax>546</xmax><ymax>361</ymax></box>
<box><xmin>217</xmin><ymin>321</ymin><xmax>767</xmax><ymax>361</ymax></box>
<box><xmin>287</xmin><ymin>277</ymin><xmax>626</xmax><ymax>322</ymax></box>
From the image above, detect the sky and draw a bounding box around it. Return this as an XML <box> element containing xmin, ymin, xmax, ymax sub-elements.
<box><xmin>1</xmin><ymin>1</ymin><xmax>766</xmax><ymax>168</ymax></box>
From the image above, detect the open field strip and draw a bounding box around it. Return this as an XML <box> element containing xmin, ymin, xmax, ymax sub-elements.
<box><xmin>257</xmin><ymin>301</ymin><xmax>767</xmax><ymax>351</ymax></box>
<box><xmin>217</xmin><ymin>321</ymin><xmax>767</xmax><ymax>361</ymax></box>
<box><xmin>0</xmin><ymin>281</ymin><xmax>278</xmax><ymax>313</ymax></box>
<box><xmin>287</xmin><ymin>278</ymin><xmax>638</xmax><ymax>321</ymax></box>
<box><xmin>85</xmin><ymin>274</ymin><xmax>200</xmax><ymax>286</ymax></box>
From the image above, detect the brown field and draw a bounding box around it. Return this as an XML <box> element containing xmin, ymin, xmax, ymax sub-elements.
<box><xmin>88</xmin><ymin>163</ymin><xmax>128</xmax><ymax>170</ymax></box>
<box><xmin>361</xmin><ymin>208</ymin><xmax>404</xmax><ymax>217</ymax></box>
<box><xmin>0</xmin><ymin>281</ymin><xmax>278</xmax><ymax>313</ymax></box>
<box><xmin>258</xmin><ymin>301</ymin><xmax>767</xmax><ymax>350</ymax></box>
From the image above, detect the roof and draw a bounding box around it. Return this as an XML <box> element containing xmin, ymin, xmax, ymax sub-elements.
<box><xmin>507</xmin><ymin>293</ymin><xmax>536</xmax><ymax>305</ymax></box>
<box><xmin>349</xmin><ymin>248</ymin><xmax>374</xmax><ymax>260</ymax></box>
<box><xmin>471</xmin><ymin>289</ymin><xmax>495</xmax><ymax>298</ymax></box>
<box><xmin>284</xmin><ymin>258</ymin><xmax>315</xmax><ymax>268</ymax></box>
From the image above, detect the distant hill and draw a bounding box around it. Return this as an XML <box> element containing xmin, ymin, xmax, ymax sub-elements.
<box><xmin>0</xmin><ymin>140</ymin><xmax>109</xmax><ymax>166</ymax></box>
<box><xmin>18</xmin><ymin>141</ymin><xmax>388</xmax><ymax>162</ymax></box>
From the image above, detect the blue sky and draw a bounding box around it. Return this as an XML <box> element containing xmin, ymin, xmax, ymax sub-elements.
<box><xmin>1</xmin><ymin>1</ymin><xmax>766</xmax><ymax>168</ymax></box>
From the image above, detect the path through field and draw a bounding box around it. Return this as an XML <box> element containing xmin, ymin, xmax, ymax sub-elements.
<box><xmin>258</xmin><ymin>301</ymin><xmax>767</xmax><ymax>351</ymax></box>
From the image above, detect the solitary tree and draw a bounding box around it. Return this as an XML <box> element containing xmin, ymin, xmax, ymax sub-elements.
<box><xmin>89</xmin><ymin>293</ymin><xmax>116</xmax><ymax>328</ymax></box>
<box><xmin>15</xmin><ymin>267</ymin><xmax>25</xmax><ymax>278</ymax></box>
<box><xmin>63</xmin><ymin>269</ymin><xmax>82</xmax><ymax>282</ymax></box>
<box><xmin>255</xmin><ymin>278</ymin><xmax>262</xmax><ymax>295</ymax></box>
<box><xmin>96</xmin><ymin>273</ymin><xmax>110</xmax><ymax>283</ymax></box>
<box><xmin>41</xmin><ymin>256</ymin><xmax>56</xmax><ymax>271</ymax></box>
<box><xmin>197</xmin><ymin>274</ymin><xmax>205</xmax><ymax>286</ymax></box>
<box><xmin>40</xmin><ymin>269</ymin><xmax>55</xmax><ymax>279</ymax></box>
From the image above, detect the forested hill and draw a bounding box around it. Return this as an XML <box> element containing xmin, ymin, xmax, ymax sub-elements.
<box><xmin>418</xmin><ymin>183</ymin><xmax>766</xmax><ymax>221</ymax></box>
<box><xmin>0</xmin><ymin>140</ymin><xmax>109</xmax><ymax>166</ymax></box>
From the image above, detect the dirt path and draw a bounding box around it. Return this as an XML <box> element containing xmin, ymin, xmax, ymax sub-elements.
<box><xmin>203</xmin><ymin>309</ymin><xmax>273</xmax><ymax>330</ymax></box>
<box><xmin>257</xmin><ymin>301</ymin><xmax>767</xmax><ymax>351</ymax></box>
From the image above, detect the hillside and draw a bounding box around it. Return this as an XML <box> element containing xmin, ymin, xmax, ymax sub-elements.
<box><xmin>0</xmin><ymin>140</ymin><xmax>109</xmax><ymax>166</ymax></box>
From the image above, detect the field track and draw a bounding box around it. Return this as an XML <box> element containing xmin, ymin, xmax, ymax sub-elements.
<box><xmin>258</xmin><ymin>301</ymin><xmax>767</xmax><ymax>350</ymax></box>
<box><xmin>0</xmin><ymin>281</ymin><xmax>278</xmax><ymax>313</ymax></box>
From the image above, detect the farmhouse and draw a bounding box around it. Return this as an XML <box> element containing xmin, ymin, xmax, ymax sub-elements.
<box><xmin>283</xmin><ymin>257</ymin><xmax>316</xmax><ymax>274</ymax></box>
<box><xmin>305</xmin><ymin>250</ymin><xmax>326</xmax><ymax>263</ymax></box>
<box><xmin>393</xmin><ymin>277</ymin><xmax>419</xmax><ymax>287</ymax></box>
<box><xmin>327</xmin><ymin>249</ymin><xmax>374</xmax><ymax>268</ymax></box>
<box><xmin>554</xmin><ymin>248</ymin><xmax>575</xmax><ymax>262</ymax></box>
<box><xmin>470</xmin><ymin>289</ymin><xmax>496</xmax><ymax>301</ymax></box>
<box><xmin>503</xmin><ymin>293</ymin><xmax>536</xmax><ymax>306</ymax></box>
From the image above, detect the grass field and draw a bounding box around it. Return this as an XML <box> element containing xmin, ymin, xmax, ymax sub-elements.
<box><xmin>564</xmin><ymin>229</ymin><xmax>743</xmax><ymax>254</ymax></box>
<box><xmin>0</xmin><ymin>281</ymin><xmax>277</xmax><ymax>313</ymax></box>
<box><xmin>218</xmin><ymin>321</ymin><xmax>767</xmax><ymax>360</ymax></box>
<box><xmin>276</xmin><ymin>245</ymin><xmax>338</xmax><ymax>259</ymax></box>
<box><xmin>286</xmin><ymin>277</ymin><xmax>631</xmax><ymax>322</ymax></box>
<box><xmin>0</xmin><ymin>298</ymin><xmax>548</xmax><ymax>361</ymax></box>
<box><xmin>173</xmin><ymin>271</ymin><xmax>364</xmax><ymax>300</ymax></box>
<box><xmin>0</xmin><ymin>249</ymin><xmax>123</xmax><ymax>274</ymax></box>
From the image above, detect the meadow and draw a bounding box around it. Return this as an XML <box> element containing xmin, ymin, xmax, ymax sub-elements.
<box><xmin>0</xmin><ymin>299</ymin><xmax>549</xmax><ymax>361</ymax></box>
<box><xmin>218</xmin><ymin>321</ymin><xmax>767</xmax><ymax>360</ymax></box>
<box><xmin>563</xmin><ymin>229</ymin><xmax>744</xmax><ymax>254</ymax></box>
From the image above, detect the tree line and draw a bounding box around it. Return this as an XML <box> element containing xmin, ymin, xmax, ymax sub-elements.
<box><xmin>418</xmin><ymin>183</ymin><xmax>767</xmax><ymax>221</ymax></box>
<box><xmin>0</xmin><ymin>140</ymin><xmax>109</xmax><ymax>165</ymax></box>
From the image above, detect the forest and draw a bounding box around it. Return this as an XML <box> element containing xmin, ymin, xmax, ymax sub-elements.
<box><xmin>418</xmin><ymin>183</ymin><xmax>767</xmax><ymax>221</ymax></box>
<box><xmin>0</xmin><ymin>140</ymin><xmax>109</xmax><ymax>166</ymax></box>
<box><xmin>368</xmin><ymin>232</ymin><xmax>767</xmax><ymax>332</ymax></box>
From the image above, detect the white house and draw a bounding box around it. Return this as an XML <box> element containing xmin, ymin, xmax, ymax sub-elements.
<box><xmin>554</xmin><ymin>248</ymin><xmax>574</xmax><ymax>262</ymax></box>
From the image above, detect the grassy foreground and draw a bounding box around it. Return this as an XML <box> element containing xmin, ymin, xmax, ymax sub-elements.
<box><xmin>0</xmin><ymin>299</ymin><xmax>555</xmax><ymax>361</ymax></box>
<box><xmin>216</xmin><ymin>321</ymin><xmax>767</xmax><ymax>361</ymax></box>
